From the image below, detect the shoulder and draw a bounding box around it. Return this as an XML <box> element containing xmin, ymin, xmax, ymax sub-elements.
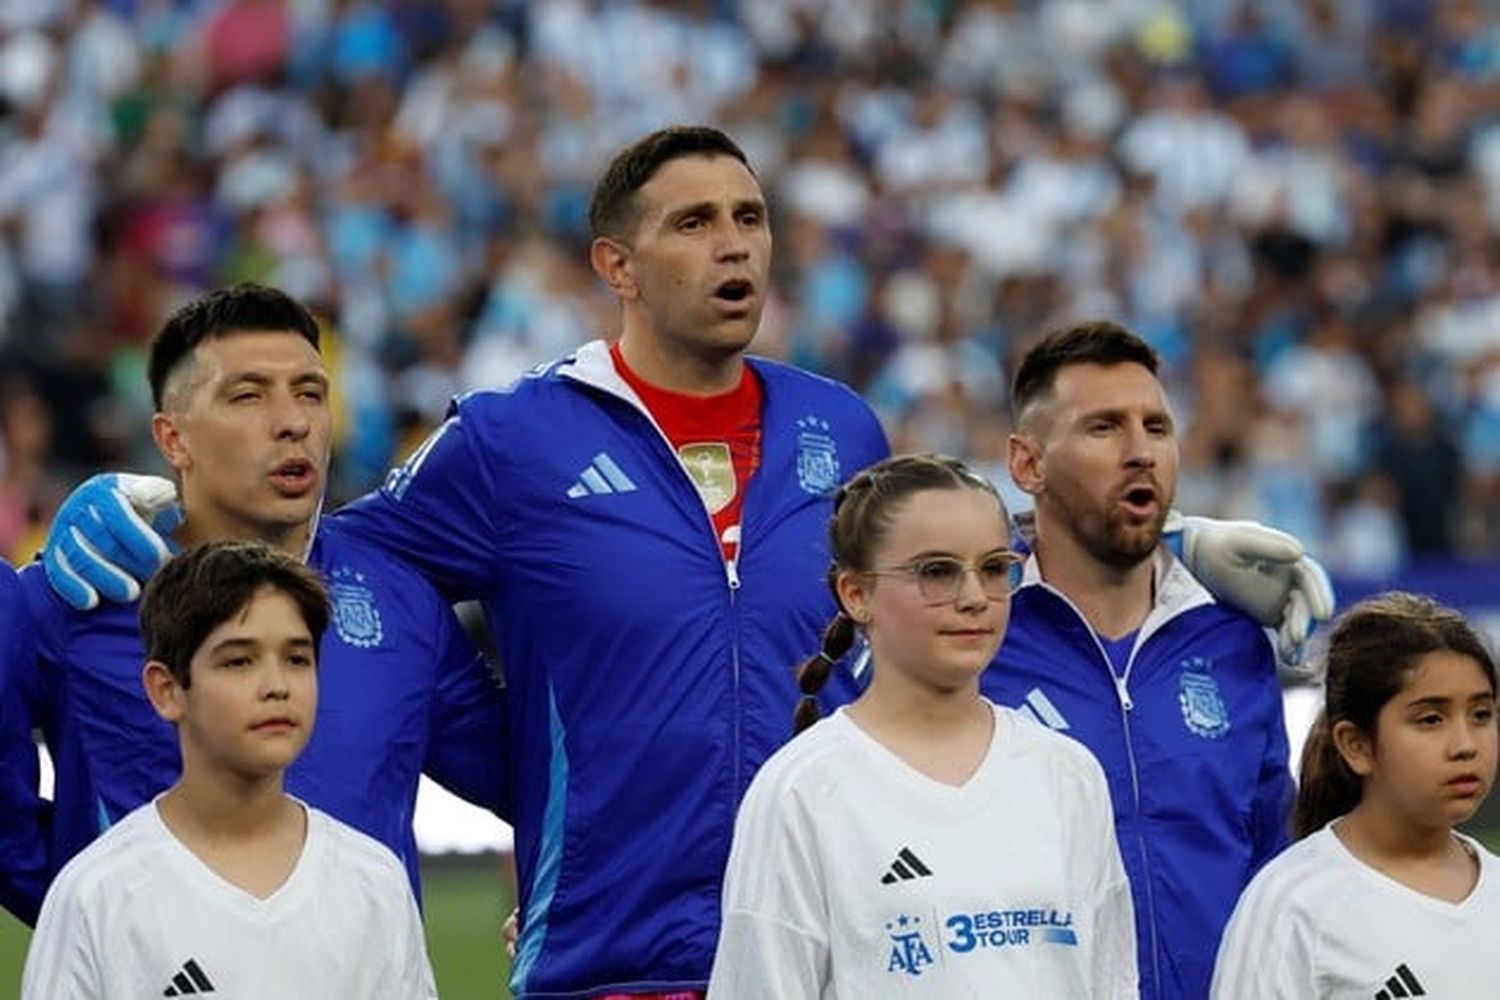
<box><xmin>994</xmin><ymin>704</ymin><xmax>1110</xmax><ymax>789</ymax></box>
<box><xmin>1232</xmin><ymin>829</ymin><xmax>1342</xmax><ymax>917</ymax></box>
<box><xmin>307</xmin><ymin>807</ymin><xmax>411</xmax><ymax>891</ymax></box>
<box><xmin>46</xmin><ymin>805</ymin><xmax>164</xmax><ymax>908</ymax></box>
<box><xmin>750</xmin><ymin>357</ymin><xmax>880</xmax><ymax>420</ymax></box>
<box><xmin>740</xmin><ymin>715</ymin><xmax>859</xmax><ymax>816</ymax></box>
<box><xmin>313</xmin><ymin>520</ymin><xmax>432</xmax><ymax>589</ymax></box>
<box><xmin>15</xmin><ymin>560</ymin><xmax>73</xmax><ymax>629</ymax></box>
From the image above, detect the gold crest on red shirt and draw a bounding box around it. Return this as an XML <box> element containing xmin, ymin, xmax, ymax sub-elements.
<box><xmin>679</xmin><ymin>443</ymin><xmax>735</xmax><ymax>514</ymax></box>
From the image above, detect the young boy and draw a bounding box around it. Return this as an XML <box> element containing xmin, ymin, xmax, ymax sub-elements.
<box><xmin>21</xmin><ymin>541</ymin><xmax>437</xmax><ymax>998</ymax></box>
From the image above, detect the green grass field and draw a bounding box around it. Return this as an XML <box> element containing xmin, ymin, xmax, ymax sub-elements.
<box><xmin>0</xmin><ymin>853</ymin><xmax>515</xmax><ymax>999</ymax></box>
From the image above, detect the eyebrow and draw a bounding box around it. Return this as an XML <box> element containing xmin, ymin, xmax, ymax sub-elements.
<box><xmin>1078</xmin><ymin>405</ymin><xmax>1173</xmax><ymax>422</ymax></box>
<box><xmin>1406</xmin><ymin>693</ymin><xmax>1496</xmax><ymax>709</ymax></box>
<box><xmin>897</xmin><ymin>547</ymin><xmax>1015</xmax><ymax>562</ymax></box>
<box><xmin>208</xmin><ymin>635</ymin><xmax>315</xmax><ymax>654</ymax></box>
<box><xmin>220</xmin><ymin>370</ymin><xmax>330</xmax><ymax>390</ymax></box>
<box><xmin>663</xmin><ymin>198</ymin><xmax>766</xmax><ymax>227</ymax></box>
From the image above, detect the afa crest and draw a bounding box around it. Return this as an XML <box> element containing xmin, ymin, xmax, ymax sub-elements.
<box><xmin>1178</xmin><ymin>658</ymin><xmax>1229</xmax><ymax>739</ymax></box>
<box><xmin>795</xmin><ymin>415</ymin><xmax>841</xmax><ymax>496</ymax></box>
<box><xmin>884</xmin><ymin>914</ymin><xmax>934</xmax><ymax>977</ymax></box>
<box><xmin>330</xmin><ymin>566</ymin><xmax>384</xmax><ymax>649</ymax></box>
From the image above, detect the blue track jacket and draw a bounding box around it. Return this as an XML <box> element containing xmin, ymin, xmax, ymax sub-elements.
<box><xmin>335</xmin><ymin>341</ymin><xmax>890</xmax><ymax>997</ymax></box>
<box><xmin>0</xmin><ymin>520</ymin><xmax>509</xmax><ymax>923</ymax></box>
<box><xmin>984</xmin><ymin>550</ymin><xmax>1294</xmax><ymax>1000</ymax></box>
<box><xmin>0</xmin><ymin>561</ymin><xmax>47</xmax><ymax>924</ymax></box>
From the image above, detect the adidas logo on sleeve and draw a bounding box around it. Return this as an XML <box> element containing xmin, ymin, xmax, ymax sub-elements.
<box><xmin>880</xmin><ymin>847</ymin><xmax>934</xmax><ymax>885</ymax></box>
<box><xmin>162</xmin><ymin>958</ymin><xmax>215</xmax><ymax>995</ymax></box>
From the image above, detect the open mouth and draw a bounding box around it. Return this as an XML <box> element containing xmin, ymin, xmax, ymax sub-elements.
<box><xmin>1120</xmin><ymin>484</ymin><xmax>1158</xmax><ymax>515</ymax></box>
<box><xmin>712</xmin><ymin>278</ymin><xmax>754</xmax><ymax>304</ymax></box>
<box><xmin>270</xmin><ymin>459</ymin><xmax>316</xmax><ymax>494</ymax></box>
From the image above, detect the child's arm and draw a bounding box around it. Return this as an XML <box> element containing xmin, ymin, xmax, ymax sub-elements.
<box><xmin>370</xmin><ymin>866</ymin><xmax>439</xmax><ymax>1000</ymax></box>
<box><xmin>1077</xmin><ymin>753</ymin><xmax>1139</xmax><ymax>999</ymax></box>
<box><xmin>707</xmin><ymin>775</ymin><xmax>829</xmax><ymax>997</ymax></box>
<box><xmin>20</xmin><ymin>873</ymin><xmax>103</xmax><ymax>999</ymax></box>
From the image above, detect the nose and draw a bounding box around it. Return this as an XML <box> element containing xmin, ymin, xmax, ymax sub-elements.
<box><xmin>952</xmin><ymin>567</ymin><xmax>991</xmax><ymax>609</ymax></box>
<box><xmin>1123</xmin><ymin>421</ymin><xmax>1157</xmax><ymax>470</ymax></box>
<box><xmin>1451</xmin><ymin>719</ymin><xmax>1482</xmax><ymax>759</ymax></box>
<box><xmin>271</xmin><ymin>388</ymin><xmax>312</xmax><ymax>442</ymax></box>
<box><xmin>714</xmin><ymin>218</ymin><xmax>750</xmax><ymax>263</ymax></box>
<box><xmin>259</xmin><ymin>660</ymin><xmax>292</xmax><ymax>701</ymax></box>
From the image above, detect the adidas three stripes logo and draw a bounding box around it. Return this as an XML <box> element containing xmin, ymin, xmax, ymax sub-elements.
<box><xmin>1374</xmin><ymin>963</ymin><xmax>1425</xmax><ymax>999</ymax></box>
<box><xmin>162</xmin><ymin>957</ymin><xmax>215</xmax><ymax>995</ymax></box>
<box><xmin>880</xmin><ymin>847</ymin><xmax>934</xmax><ymax>885</ymax></box>
<box><xmin>567</xmin><ymin>453</ymin><xmax>638</xmax><ymax>498</ymax></box>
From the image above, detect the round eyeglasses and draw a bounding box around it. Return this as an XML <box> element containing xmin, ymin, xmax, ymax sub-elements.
<box><xmin>863</xmin><ymin>552</ymin><xmax>1024</xmax><ymax>605</ymax></box>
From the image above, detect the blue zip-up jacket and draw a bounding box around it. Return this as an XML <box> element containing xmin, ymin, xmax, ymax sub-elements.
<box><xmin>0</xmin><ymin>560</ymin><xmax>47</xmax><ymax>925</ymax></box>
<box><xmin>983</xmin><ymin>550</ymin><xmax>1294</xmax><ymax>1000</ymax></box>
<box><xmin>0</xmin><ymin>520</ymin><xmax>509</xmax><ymax>924</ymax></box>
<box><xmin>335</xmin><ymin>341</ymin><xmax>890</xmax><ymax>997</ymax></box>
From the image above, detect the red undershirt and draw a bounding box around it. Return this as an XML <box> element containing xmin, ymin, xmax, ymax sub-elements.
<box><xmin>610</xmin><ymin>342</ymin><xmax>762</xmax><ymax>566</ymax></box>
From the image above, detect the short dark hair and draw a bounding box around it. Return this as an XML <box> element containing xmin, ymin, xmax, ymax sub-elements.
<box><xmin>139</xmin><ymin>541</ymin><xmax>331</xmax><ymax>689</ymax></box>
<box><xmin>588</xmin><ymin>125</ymin><xmax>751</xmax><ymax>241</ymax></box>
<box><xmin>148</xmin><ymin>283</ymin><xmax>321</xmax><ymax>410</ymax></box>
<box><xmin>1011</xmin><ymin>320</ymin><xmax>1160</xmax><ymax>426</ymax></box>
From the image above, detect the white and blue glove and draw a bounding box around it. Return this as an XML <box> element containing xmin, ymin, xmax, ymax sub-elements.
<box><xmin>1167</xmin><ymin>513</ymin><xmax>1335</xmax><ymax>673</ymax></box>
<box><xmin>44</xmin><ymin>473</ymin><xmax>183</xmax><ymax>611</ymax></box>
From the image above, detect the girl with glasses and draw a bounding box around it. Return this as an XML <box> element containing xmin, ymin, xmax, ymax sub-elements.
<box><xmin>708</xmin><ymin>454</ymin><xmax>1137</xmax><ymax>997</ymax></box>
<box><xmin>1211</xmin><ymin>593</ymin><xmax>1500</xmax><ymax>999</ymax></box>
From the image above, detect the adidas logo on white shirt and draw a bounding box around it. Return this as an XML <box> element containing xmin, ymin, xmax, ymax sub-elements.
<box><xmin>1375</xmin><ymin>963</ymin><xmax>1426</xmax><ymax>999</ymax></box>
<box><xmin>567</xmin><ymin>453</ymin><xmax>638</xmax><ymax>499</ymax></box>
<box><xmin>880</xmin><ymin>847</ymin><xmax>934</xmax><ymax>885</ymax></box>
<box><xmin>1017</xmin><ymin>687</ymin><xmax>1070</xmax><ymax>731</ymax></box>
<box><xmin>162</xmin><ymin>957</ymin><xmax>216</xmax><ymax>995</ymax></box>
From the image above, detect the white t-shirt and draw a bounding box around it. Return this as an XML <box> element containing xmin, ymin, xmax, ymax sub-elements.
<box><xmin>709</xmin><ymin>701</ymin><xmax>1137</xmax><ymax>998</ymax></box>
<box><xmin>1212</xmin><ymin>824</ymin><xmax>1500</xmax><ymax>999</ymax></box>
<box><xmin>22</xmin><ymin>798</ymin><xmax>437</xmax><ymax>999</ymax></box>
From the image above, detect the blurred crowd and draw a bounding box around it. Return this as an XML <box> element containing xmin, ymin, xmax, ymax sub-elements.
<box><xmin>1</xmin><ymin>0</ymin><xmax>1498</xmax><ymax>575</ymax></box>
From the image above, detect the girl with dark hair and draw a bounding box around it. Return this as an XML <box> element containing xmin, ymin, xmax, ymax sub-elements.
<box><xmin>1212</xmin><ymin>592</ymin><xmax>1500</xmax><ymax>998</ymax></box>
<box><xmin>708</xmin><ymin>454</ymin><xmax>1136</xmax><ymax>997</ymax></box>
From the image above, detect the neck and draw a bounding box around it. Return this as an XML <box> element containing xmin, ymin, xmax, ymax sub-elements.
<box><xmin>616</xmin><ymin>314</ymin><xmax>745</xmax><ymax>395</ymax></box>
<box><xmin>157</xmin><ymin>765</ymin><xmax>292</xmax><ymax>844</ymax></box>
<box><xmin>848</xmin><ymin>671</ymin><xmax>993</xmax><ymax>787</ymax></box>
<box><xmin>1031</xmin><ymin>514</ymin><xmax>1156</xmax><ymax>640</ymax></box>
<box><xmin>853</xmin><ymin>671</ymin><xmax>986</xmax><ymax>735</ymax></box>
<box><xmin>1337</xmin><ymin>797</ymin><xmax>1458</xmax><ymax>862</ymax></box>
<box><xmin>176</xmin><ymin>495</ymin><xmax>312</xmax><ymax>560</ymax></box>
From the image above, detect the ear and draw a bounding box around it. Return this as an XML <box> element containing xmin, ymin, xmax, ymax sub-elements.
<box><xmin>1331</xmin><ymin>719</ymin><xmax>1374</xmax><ymax>777</ymax></box>
<box><xmin>143</xmin><ymin>660</ymin><xmax>186</xmax><ymax>724</ymax></box>
<box><xmin>151</xmin><ymin>412</ymin><xmax>192</xmax><ymax>474</ymax></box>
<box><xmin>834</xmin><ymin>568</ymin><xmax>873</xmax><ymax>627</ymax></box>
<box><xmin>1008</xmin><ymin>430</ymin><xmax>1045</xmax><ymax>499</ymax></box>
<box><xmin>589</xmin><ymin>237</ymin><xmax>637</xmax><ymax>301</ymax></box>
